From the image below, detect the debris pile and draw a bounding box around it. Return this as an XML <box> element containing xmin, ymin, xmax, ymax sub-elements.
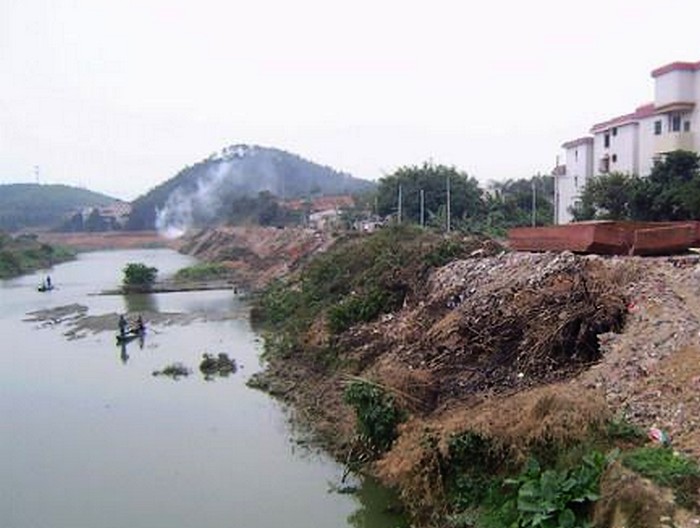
<box><xmin>152</xmin><ymin>363</ymin><xmax>191</xmax><ymax>379</ymax></box>
<box><xmin>337</xmin><ymin>252</ymin><xmax>630</xmax><ymax>409</ymax></box>
<box><xmin>199</xmin><ymin>353</ymin><xmax>237</xmax><ymax>377</ymax></box>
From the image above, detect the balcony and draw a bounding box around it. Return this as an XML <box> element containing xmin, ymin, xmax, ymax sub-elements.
<box><xmin>655</xmin><ymin>131</ymin><xmax>695</xmax><ymax>153</ymax></box>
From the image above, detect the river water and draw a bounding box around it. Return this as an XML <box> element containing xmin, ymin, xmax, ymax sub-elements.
<box><xmin>0</xmin><ymin>249</ymin><xmax>406</xmax><ymax>528</ymax></box>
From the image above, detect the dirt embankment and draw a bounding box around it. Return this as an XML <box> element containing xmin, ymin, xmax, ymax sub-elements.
<box><xmin>254</xmin><ymin>249</ymin><xmax>700</xmax><ymax>526</ymax></box>
<box><xmin>179</xmin><ymin>226</ymin><xmax>336</xmax><ymax>290</ymax></box>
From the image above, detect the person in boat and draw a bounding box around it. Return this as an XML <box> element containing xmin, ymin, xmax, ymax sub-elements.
<box><xmin>134</xmin><ymin>314</ymin><xmax>145</xmax><ymax>334</ymax></box>
<box><xmin>118</xmin><ymin>314</ymin><xmax>128</xmax><ymax>337</ymax></box>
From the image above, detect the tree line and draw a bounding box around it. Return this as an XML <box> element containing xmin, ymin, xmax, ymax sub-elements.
<box><xmin>363</xmin><ymin>162</ymin><xmax>554</xmax><ymax>236</ymax></box>
<box><xmin>571</xmin><ymin>150</ymin><xmax>700</xmax><ymax>222</ymax></box>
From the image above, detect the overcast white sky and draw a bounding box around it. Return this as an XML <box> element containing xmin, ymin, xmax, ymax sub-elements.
<box><xmin>1</xmin><ymin>0</ymin><xmax>699</xmax><ymax>201</ymax></box>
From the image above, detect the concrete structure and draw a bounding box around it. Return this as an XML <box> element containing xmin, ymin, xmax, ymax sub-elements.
<box><xmin>555</xmin><ymin>60</ymin><xmax>700</xmax><ymax>224</ymax></box>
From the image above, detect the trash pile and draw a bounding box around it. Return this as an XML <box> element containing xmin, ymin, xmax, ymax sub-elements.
<box><xmin>340</xmin><ymin>251</ymin><xmax>631</xmax><ymax>408</ymax></box>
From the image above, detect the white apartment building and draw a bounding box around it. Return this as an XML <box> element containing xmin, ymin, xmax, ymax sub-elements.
<box><xmin>555</xmin><ymin>60</ymin><xmax>700</xmax><ymax>224</ymax></box>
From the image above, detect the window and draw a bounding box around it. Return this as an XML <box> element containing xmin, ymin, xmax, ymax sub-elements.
<box><xmin>574</xmin><ymin>175</ymin><xmax>578</xmax><ymax>188</ymax></box>
<box><xmin>604</xmin><ymin>133</ymin><xmax>610</xmax><ymax>148</ymax></box>
<box><xmin>654</xmin><ymin>120</ymin><xmax>662</xmax><ymax>135</ymax></box>
<box><xmin>671</xmin><ymin>114</ymin><xmax>681</xmax><ymax>132</ymax></box>
<box><xmin>612</xmin><ymin>154</ymin><xmax>618</xmax><ymax>163</ymax></box>
<box><xmin>575</xmin><ymin>149</ymin><xmax>578</xmax><ymax>161</ymax></box>
<box><xmin>612</xmin><ymin>127</ymin><xmax>618</xmax><ymax>136</ymax></box>
<box><xmin>599</xmin><ymin>156</ymin><xmax>610</xmax><ymax>173</ymax></box>
<box><xmin>684</xmin><ymin>121</ymin><xmax>691</xmax><ymax>132</ymax></box>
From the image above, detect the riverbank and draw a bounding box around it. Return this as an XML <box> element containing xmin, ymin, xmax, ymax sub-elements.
<box><xmin>0</xmin><ymin>232</ymin><xmax>75</xmax><ymax>279</ymax></box>
<box><xmin>37</xmin><ymin>231</ymin><xmax>179</xmax><ymax>251</ymax></box>
<box><xmin>249</xmin><ymin>226</ymin><xmax>700</xmax><ymax>527</ymax></box>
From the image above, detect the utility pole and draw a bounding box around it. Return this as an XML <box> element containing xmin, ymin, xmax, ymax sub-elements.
<box><xmin>531</xmin><ymin>176</ymin><xmax>537</xmax><ymax>227</ymax></box>
<box><xmin>398</xmin><ymin>184</ymin><xmax>403</xmax><ymax>224</ymax></box>
<box><xmin>446</xmin><ymin>174</ymin><xmax>451</xmax><ymax>233</ymax></box>
<box><xmin>420</xmin><ymin>189</ymin><xmax>425</xmax><ymax>228</ymax></box>
<box><xmin>34</xmin><ymin>165</ymin><xmax>40</xmax><ymax>184</ymax></box>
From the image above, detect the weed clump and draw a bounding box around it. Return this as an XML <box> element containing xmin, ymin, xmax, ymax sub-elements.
<box><xmin>622</xmin><ymin>446</ymin><xmax>700</xmax><ymax>509</ymax></box>
<box><xmin>344</xmin><ymin>380</ymin><xmax>406</xmax><ymax>454</ymax></box>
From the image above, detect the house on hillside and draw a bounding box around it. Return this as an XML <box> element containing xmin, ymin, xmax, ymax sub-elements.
<box><xmin>555</xmin><ymin>60</ymin><xmax>700</xmax><ymax>224</ymax></box>
<box><xmin>286</xmin><ymin>195</ymin><xmax>356</xmax><ymax>230</ymax></box>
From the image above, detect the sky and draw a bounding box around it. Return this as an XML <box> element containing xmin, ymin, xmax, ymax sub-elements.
<box><xmin>1</xmin><ymin>0</ymin><xmax>699</xmax><ymax>202</ymax></box>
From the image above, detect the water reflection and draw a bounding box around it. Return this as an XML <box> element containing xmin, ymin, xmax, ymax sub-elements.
<box><xmin>123</xmin><ymin>292</ymin><xmax>159</xmax><ymax>313</ymax></box>
<box><xmin>118</xmin><ymin>334</ymin><xmax>145</xmax><ymax>364</ymax></box>
<box><xmin>2</xmin><ymin>249</ymin><xmax>409</xmax><ymax>528</ymax></box>
<box><xmin>346</xmin><ymin>478</ymin><xmax>409</xmax><ymax>528</ymax></box>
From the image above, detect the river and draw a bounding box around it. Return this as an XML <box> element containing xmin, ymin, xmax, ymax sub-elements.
<box><xmin>0</xmin><ymin>249</ymin><xmax>407</xmax><ymax>528</ymax></box>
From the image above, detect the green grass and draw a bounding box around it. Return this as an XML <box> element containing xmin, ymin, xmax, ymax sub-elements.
<box><xmin>174</xmin><ymin>262</ymin><xmax>231</xmax><ymax>282</ymax></box>
<box><xmin>622</xmin><ymin>446</ymin><xmax>700</xmax><ymax>509</ymax></box>
<box><xmin>0</xmin><ymin>234</ymin><xmax>75</xmax><ymax>278</ymax></box>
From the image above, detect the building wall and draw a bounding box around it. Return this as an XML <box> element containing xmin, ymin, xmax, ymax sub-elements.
<box><xmin>558</xmin><ymin>142</ymin><xmax>593</xmax><ymax>224</ymax></box>
<box><xmin>638</xmin><ymin>116</ymin><xmax>659</xmax><ymax>178</ymax></box>
<box><xmin>655</xmin><ymin>70</ymin><xmax>696</xmax><ymax>107</ymax></box>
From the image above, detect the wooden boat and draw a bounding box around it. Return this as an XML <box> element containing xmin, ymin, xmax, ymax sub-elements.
<box><xmin>508</xmin><ymin>221</ymin><xmax>700</xmax><ymax>256</ymax></box>
<box><xmin>116</xmin><ymin>327</ymin><xmax>145</xmax><ymax>344</ymax></box>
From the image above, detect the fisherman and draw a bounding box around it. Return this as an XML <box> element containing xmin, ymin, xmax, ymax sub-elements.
<box><xmin>134</xmin><ymin>314</ymin><xmax>145</xmax><ymax>333</ymax></box>
<box><xmin>118</xmin><ymin>314</ymin><xmax>128</xmax><ymax>337</ymax></box>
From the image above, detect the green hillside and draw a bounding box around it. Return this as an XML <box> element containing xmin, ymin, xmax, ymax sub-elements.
<box><xmin>127</xmin><ymin>144</ymin><xmax>375</xmax><ymax>230</ymax></box>
<box><xmin>0</xmin><ymin>184</ymin><xmax>116</xmax><ymax>232</ymax></box>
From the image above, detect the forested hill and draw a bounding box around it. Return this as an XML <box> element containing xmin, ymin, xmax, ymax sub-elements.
<box><xmin>126</xmin><ymin>144</ymin><xmax>374</xmax><ymax>231</ymax></box>
<box><xmin>0</xmin><ymin>184</ymin><xmax>115</xmax><ymax>232</ymax></box>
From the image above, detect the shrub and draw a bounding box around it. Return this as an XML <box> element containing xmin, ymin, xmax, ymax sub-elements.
<box><xmin>481</xmin><ymin>452</ymin><xmax>612</xmax><ymax>528</ymax></box>
<box><xmin>174</xmin><ymin>262</ymin><xmax>230</xmax><ymax>282</ymax></box>
<box><xmin>327</xmin><ymin>288</ymin><xmax>391</xmax><ymax>334</ymax></box>
<box><xmin>344</xmin><ymin>380</ymin><xmax>405</xmax><ymax>453</ymax></box>
<box><xmin>122</xmin><ymin>262</ymin><xmax>158</xmax><ymax>291</ymax></box>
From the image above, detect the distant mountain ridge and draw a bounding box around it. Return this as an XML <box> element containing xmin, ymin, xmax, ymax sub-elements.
<box><xmin>126</xmin><ymin>144</ymin><xmax>374</xmax><ymax>232</ymax></box>
<box><xmin>0</xmin><ymin>184</ymin><xmax>116</xmax><ymax>232</ymax></box>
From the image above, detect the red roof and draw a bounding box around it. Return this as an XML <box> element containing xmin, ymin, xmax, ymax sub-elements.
<box><xmin>651</xmin><ymin>60</ymin><xmax>700</xmax><ymax>78</ymax></box>
<box><xmin>590</xmin><ymin>103</ymin><xmax>655</xmax><ymax>133</ymax></box>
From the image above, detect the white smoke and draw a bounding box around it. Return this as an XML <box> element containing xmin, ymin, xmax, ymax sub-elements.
<box><xmin>156</xmin><ymin>162</ymin><xmax>232</xmax><ymax>238</ymax></box>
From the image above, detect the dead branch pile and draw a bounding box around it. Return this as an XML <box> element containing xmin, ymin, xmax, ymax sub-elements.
<box><xmin>394</xmin><ymin>252</ymin><xmax>630</xmax><ymax>403</ymax></box>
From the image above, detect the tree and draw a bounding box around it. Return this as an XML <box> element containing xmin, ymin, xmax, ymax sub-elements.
<box><xmin>570</xmin><ymin>172</ymin><xmax>638</xmax><ymax>221</ymax></box>
<box><xmin>376</xmin><ymin>162</ymin><xmax>484</xmax><ymax>228</ymax></box>
<box><xmin>122</xmin><ymin>262</ymin><xmax>158</xmax><ymax>292</ymax></box>
<box><xmin>84</xmin><ymin>208</ymin><xmax>109</xmax><ymax>232</ymax></box>
<box><xmin>485</xmin><ymin>175</ymin><xmax>554</xmax><ymax>230</ymax></box>
<box><xmin>631</xmin><ymin>150</ymin><xmax>700</xmax><ymax>220</ymax></box>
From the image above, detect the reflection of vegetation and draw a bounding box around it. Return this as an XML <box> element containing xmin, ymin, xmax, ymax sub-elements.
<box><xmin>122</xmin><ymin>262</ymin><xmax>158</xmax><ymax>292</ymax></box>
<box><xmin>123</xmin><ymin>292</ymin><xmax>158</xmax><ymax>313</ymax></box>
<box><xmin>0</xmin><ymin>231</ymin><xmax>75</xmax><ymax>278</ymax></box>
<box><xmin>345</xmin><ymin>477</ymin><xmax>409</xmax><ymax>528</ymax></box>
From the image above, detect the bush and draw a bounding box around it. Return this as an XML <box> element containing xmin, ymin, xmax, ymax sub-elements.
<box><xmin>481</xmin><ymin>452</ymin><xmax>612</xmax><ymax>528</ymax></box>
<box><xmin>344</xmin><ymin>380</ymin><xmax>405</xmax><ymax>453</ymax></box>
<box><xmin>327</xmin><ymin>288</ymin><xmax>391</xmax><ymax>334</ymax></box>
<box><xmin>122</xmin><ymin>262</ymin><xmax>158</xmax><ymax>291</ymax></box>
<box><xmin>174</xmin><ymin>262</ymin><xmax>230</xmax><ymax>282</ymax></box>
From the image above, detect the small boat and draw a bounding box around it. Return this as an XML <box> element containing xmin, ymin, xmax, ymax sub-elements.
<box><xmin>116</xmin><ymin>327</ymin><xmax>145</xmax><ymax>344</ymax></box>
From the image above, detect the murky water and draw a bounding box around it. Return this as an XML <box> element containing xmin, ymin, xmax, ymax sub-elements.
<box><xmin>0</xmin><ymin>249</ymin><xmax>407</xmax><ymax>528</ymax></box>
